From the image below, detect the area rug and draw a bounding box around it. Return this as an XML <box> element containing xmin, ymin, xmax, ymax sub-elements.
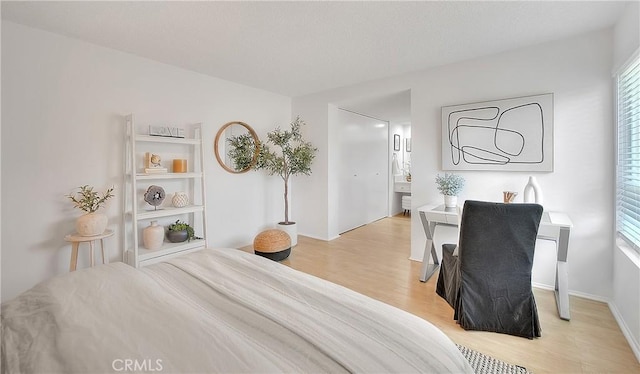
<box><xmin>456</xmin><ymin>344</ymin><xmax>532</xmax><ymax>374</ymax></box>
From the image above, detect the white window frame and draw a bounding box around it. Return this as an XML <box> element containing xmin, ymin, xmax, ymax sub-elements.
<box><xmin>616</xmin><ymin>49</ymin><xmax>640</xmax><ymax>253</ymax></box>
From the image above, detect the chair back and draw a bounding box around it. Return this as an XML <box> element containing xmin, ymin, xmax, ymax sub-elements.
<box><xmin>457</xmin><ymin>200</ymin><xmax>543</xmax><ymax>338</ymax></box>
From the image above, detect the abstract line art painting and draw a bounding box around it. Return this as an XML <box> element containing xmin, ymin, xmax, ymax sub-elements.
<box><xmin>442</xmin><ymin>93</ymin><xmax>553</xmax><ymax>171</ymax></box>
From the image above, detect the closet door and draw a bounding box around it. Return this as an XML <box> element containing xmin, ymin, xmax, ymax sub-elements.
<box><xmin>337</xmin><ymin>109</ymin><xmax>388</xmax><ymax>234</ymax></box>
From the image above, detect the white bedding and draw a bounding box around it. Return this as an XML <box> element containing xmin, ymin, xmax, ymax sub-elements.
<box><xmin>2</xmin><ymin>248</ymin><xmax>473</xmax><ymax>373</ymax></box>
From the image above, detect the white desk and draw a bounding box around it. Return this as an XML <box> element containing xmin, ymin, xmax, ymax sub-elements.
<box><xmin>417</xmin><ymin>203</ymin><xmax>573</xmax><ymax>320</ymax></box>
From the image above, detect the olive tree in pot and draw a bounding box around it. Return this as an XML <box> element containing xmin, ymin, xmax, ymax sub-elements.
<box><xmin>255</xmin><ymin>116</ymin><xmax>317</xmax><ymax>246</ymax></box>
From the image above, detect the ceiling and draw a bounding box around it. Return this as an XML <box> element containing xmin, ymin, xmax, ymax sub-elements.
<box><xmin>1</xmin><ymin>1</ymin><xmax>630</xmax><ymax>97</ymax></box>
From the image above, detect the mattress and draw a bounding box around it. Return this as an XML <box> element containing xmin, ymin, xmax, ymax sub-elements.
<box><xmin>2</xmin><ymin>248</ymin><xmax>473</xmax><ymax>373</ymax></box>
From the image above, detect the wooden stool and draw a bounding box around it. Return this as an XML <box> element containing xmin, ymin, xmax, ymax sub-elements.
<box><xmin>64</xmin><ymin>229</ymin><xmax>114</xmax><ymax>271</ymax></box>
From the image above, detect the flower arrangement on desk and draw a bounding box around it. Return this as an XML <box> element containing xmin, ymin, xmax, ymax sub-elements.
<box><xmin>66</xmin><ymin>185</ymin><xmax>114</xmax><ymax>236</ymax></box>
<box><xmin>435</xmin><ymin>173</ymin><xmax>465</xmax><ymax>208</ymax></box>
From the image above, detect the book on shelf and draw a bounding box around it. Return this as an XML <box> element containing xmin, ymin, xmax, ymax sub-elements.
<box><xmin>144</xmin><ymin>167</ymin><xmax>168</xmax><ymax>174</ymax></box>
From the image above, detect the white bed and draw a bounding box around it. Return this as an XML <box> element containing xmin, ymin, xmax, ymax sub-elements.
<box><xmin>2</xmin><ymin>248</ymin><xmax>473</xmax><ymax>373</ymax></box>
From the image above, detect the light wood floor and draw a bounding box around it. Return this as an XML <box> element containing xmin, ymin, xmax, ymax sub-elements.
<box><xmin>247</xmin><ymin>215</ymin><xmax>640</xmax><ymax>373</ymax></box>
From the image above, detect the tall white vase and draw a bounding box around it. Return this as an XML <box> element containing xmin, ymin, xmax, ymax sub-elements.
<box><xmin>523</xmin><ymin>176</ymin><xmax>543</xmax><ymax>205</ymax></box>
<box><xmin>143</xmin><ymin>220</ymin><xmax>164</xmax><ymax>250</ymax></box>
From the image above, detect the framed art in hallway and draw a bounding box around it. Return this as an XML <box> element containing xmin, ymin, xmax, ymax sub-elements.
<box><xmin>394</xmin><ymin>134</ymin><xmax>401</xmax><ymax>151</ymax></box>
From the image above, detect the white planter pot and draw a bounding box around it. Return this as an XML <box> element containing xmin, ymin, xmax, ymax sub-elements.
<box><xmin>444</xmin><ymin>195</ymin><xmax>458</xmax><ymax>208</ymax></box>
<box><xmin>277</xmin><ymin>222</ymin><xmax>297</xmax><ymax>247</ymax></box>
<box><xmin>76</xmin><ymin>212</ymin><xmax>108</xmax><ymax>236</ymax></box>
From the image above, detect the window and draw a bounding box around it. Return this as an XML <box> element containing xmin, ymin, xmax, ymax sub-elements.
<box><xmin>617</xmin><ymin>52</ymin><xmax>640</xmax><ymax>252</ymax></box>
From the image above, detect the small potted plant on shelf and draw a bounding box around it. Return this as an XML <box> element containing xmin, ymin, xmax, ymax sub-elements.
<box><xmin>435</xmin><ymin>173</ymin><xmax>465</xmax><ymax>208</ymax></box>
<box><xmin>167</xmin><ymin>220</ymin><xmax>200</xmax><ymax>243</ymax></box>
<box><xmin>67</xmin><ymin>185</ymin><xmax>115</xmax><ymax>236</ymax></box>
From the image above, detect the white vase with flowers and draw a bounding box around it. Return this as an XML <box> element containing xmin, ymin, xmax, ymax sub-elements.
<box><xmin>435</xmin><ymin>173</ymin><xmax>465</xmax><ymax>208</ymax></box>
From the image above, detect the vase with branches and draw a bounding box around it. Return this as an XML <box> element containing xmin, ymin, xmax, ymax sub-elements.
<box><xmin>66</xmin><ymin>185</ymin><xmax>114</xmax><ymax>236</ymax></box>
<box><xmin>67</xmin><ymin>185</ymin><xmax>115</xmax><ymax>213</ymax></box>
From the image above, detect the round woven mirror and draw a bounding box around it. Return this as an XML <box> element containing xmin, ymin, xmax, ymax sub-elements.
<box><xmin>214</xmin><ymin>121</ymin><xmax>260</xmax><ymax>174</ymax></box>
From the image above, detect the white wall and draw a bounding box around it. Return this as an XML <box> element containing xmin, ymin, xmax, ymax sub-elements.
<box><xmin>612</xmin><ymin>1</ymin><xmax>640</xmax><ymax>361</ymax></box>
<box><xmin>293</xmin><ymin>29</ymin><xmax>615</xmax><ymax>300</ymax></box>
<box><xmin>1</xmin><ymin>22</ymin><xmax>291</xmax><ymax>302</ymax></box>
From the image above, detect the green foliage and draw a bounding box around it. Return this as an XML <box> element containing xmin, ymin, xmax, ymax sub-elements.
<box><xmin>255</xmin><ymin>116</ymin><xmax>317</xmax><ymax>179</ymax></box>
<box><xmin>226</xmin><ymin>133</ymin><xmax>258</xmax><ymax>171</ymax></box>
<box><xmin>67</xmin><ymin>185</ymin><xmax>114</xmax><ymax>213</ymax></box>
<box><xmin>435</xmin><ymin>173</ymin><xmax>465</xmax><ymax>196</ymax></box>
<box><xmin>255</xmin><ymin>116</ymin><xmax>317</xmax><ymax>223</ymax></box>
<box><xmin>225</xmin><ymin>116</ymin><xmax>317</xmax><ymax>224</ymax></box>
<box><xmin>168</xmin><ymin>220</ymin><xmax>200</xmax><ymax>242</ymax></box>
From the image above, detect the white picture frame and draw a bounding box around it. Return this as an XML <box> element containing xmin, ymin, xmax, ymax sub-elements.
<box><xmin>441</xmin><ymin>93</ymin><xmax>553</xmax><ymax>171</ymax></box>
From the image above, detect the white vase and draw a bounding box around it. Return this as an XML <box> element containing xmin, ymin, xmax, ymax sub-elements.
<box><xmin>172</xmin><ymin>191</ymin><xmax>189</xmax><ymax>208</ymax></box>
<box><xmin>444</xmin><ymin>195</ymin><xmax>457</xmax><ymax>208</ymax></box>
<box><xmin>277</xmin><ymin>222</ymin><xmax>297</xmax><ymax>247</ymax></box>
<box><xmin>143</xmin><ymin>221</ymin><xmax>164</xmax><ymax>250</ymax></box>
<box><xmin>523</xmin><ymin>176</ymin><xmax>544</xmax><ymax>205</ymax></box>
<box><xmin>76</xmin><ymin>212</ymin><xmax>108</xmax><ymax>236</ymax></box>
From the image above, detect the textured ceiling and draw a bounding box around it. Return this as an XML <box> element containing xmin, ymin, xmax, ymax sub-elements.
<box><xmin>1</xmin><ymin>1</ymin><xmax>630</xmax><ymax>97</ymax></box>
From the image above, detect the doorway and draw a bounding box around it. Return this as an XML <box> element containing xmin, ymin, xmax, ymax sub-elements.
<box><xmin>336</xmin><ymin>109</ymin><xmax>389</xmax><ymax>234</ymax></box>
<box><xmin>333</xmin><ymin>89</ymin><xmax>412</xmax><ymax>239</ymax></box>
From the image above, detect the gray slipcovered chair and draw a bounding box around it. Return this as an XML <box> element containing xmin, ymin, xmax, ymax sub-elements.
<box><xmin>436</xmin><ymin>200</ymin><xmax>543</xmax><ymax>339</ymax></box>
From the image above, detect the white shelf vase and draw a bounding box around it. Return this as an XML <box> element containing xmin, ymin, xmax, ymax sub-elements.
<box><xmin>172</xmin><ymin>192</ymin><xmax>189</xmax><ymax>208</ymax></box>
<box><xmin>523</xmin><ymin>176</ymin><xmax>544</xmax><ymax>205</ymax></box>
<box><xmin>143</xmin><ymin>221</ymin><xmax>164</xmax><ymax>250</ymax></box>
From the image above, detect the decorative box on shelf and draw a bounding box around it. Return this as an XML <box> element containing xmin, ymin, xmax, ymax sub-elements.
<box><xmin>143</xmin><ymin>152</ymin><xmax>168</xmax><ymax>174</ymax></box>
<box><xmin>149</xmin><ymin>125</ymin><xmax>185</xmax><ymax>138</ymax></box>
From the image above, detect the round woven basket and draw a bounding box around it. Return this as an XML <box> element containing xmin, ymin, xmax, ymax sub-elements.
<box><xmin>253</xmin><ymin>229</ymin><xmax>291</xmax><ymax>261</ymax></box>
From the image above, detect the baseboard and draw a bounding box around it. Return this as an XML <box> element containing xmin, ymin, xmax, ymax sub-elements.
<box><xmin>531</xmin><ymin>283</ymin><xmax>611</xmax><ymax>303</ymax></box>
<box><xmin>297</xmin><ymin>233</ymin><xmax>338</xmax><ymax>242</ymax></box>
<box><xmin>568</xmin><ymin>289</ymin><xmax>610</xmax><ymax>303</ymax></box>
<box><xmin>531</xmin><ymin>283</ymin><xmax>638</xmax><ymax>362</ymax></box>
<box><xmin>532</xmin><ymin>282</ymin><xmax>554</xmax><ymax>291</ymax></box>
<box><xmin>609</xmin><ymin>302</ymin><xmax>640</xmax><ymax>363</ymax></box>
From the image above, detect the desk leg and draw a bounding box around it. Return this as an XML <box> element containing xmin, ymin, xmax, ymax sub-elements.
<box><xmin>89</xmin><ymin>241</ymin><xmax>95</xmax><ymax>267</ymax></box>
<box><xmin>419</xmin><ymin>211</ymin><xmax>440</xmax><ymax>282</ymax></box>
<box><xmin>555</xmin><ymin>227</ymin><xmax>571</xmax><ymax>320</ymax></box>
<box><xmin>69</xmin><ymin>242</ymin><xmax>79</xmax><ymax>271</ymax></box>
